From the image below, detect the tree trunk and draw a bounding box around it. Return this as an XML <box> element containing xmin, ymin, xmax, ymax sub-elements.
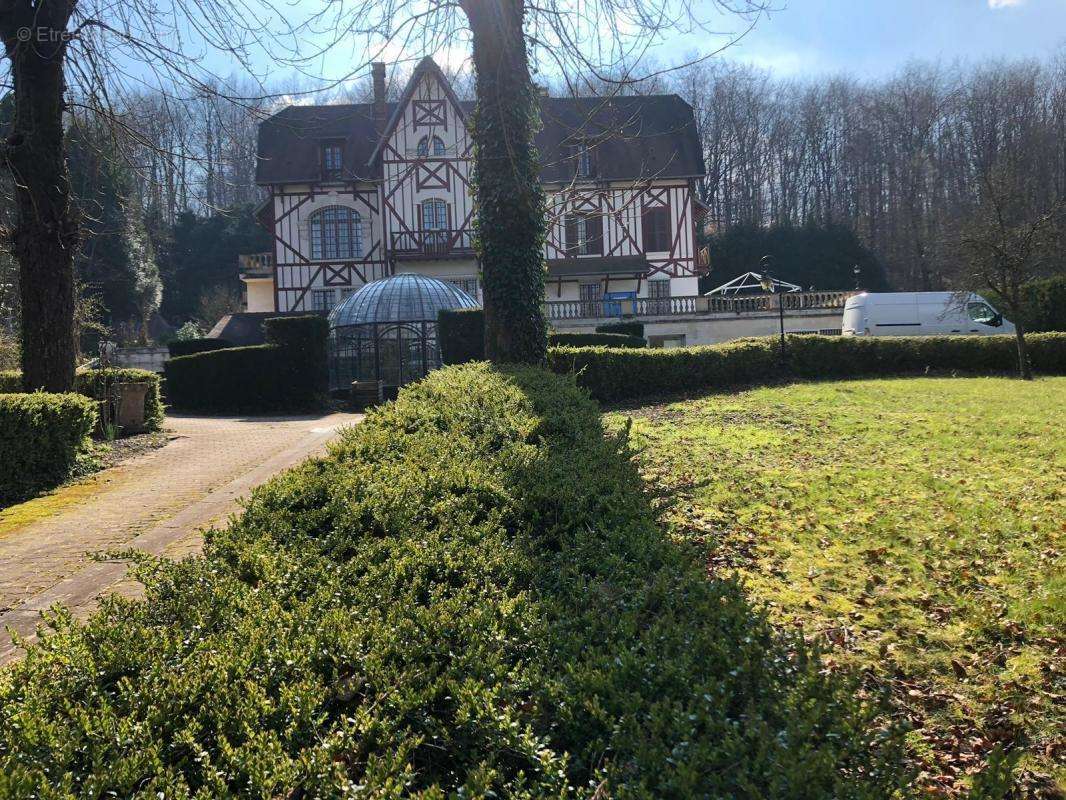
<box><xmin>1</xmin><ymin>5</ymin><xmax>79</xmax><ymax>392</ymax></box>
<box><xmin>460</xmin><ymin>0</ymin><xmax>548</xmax><ymax>364</ymax></box>
<box><xmin>1013</xmin><ymin>318</ymin><xmax>1032</xmax><ymax>380</ymax></box>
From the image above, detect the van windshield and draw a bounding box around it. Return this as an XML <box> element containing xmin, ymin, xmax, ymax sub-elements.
<box><xmin>967</xmin><ymin>302</ymin><xmax>1000</xmax><ymax>326</ymax></box>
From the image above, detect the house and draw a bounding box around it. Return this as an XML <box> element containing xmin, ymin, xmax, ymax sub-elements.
<box><xmin>242</xmin><ymin>57</ymin><xmax>709</xmax><ymax>323</ymax></box>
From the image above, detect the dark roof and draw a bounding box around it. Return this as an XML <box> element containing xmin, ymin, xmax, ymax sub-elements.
<box><xmin>535</xmin><ymin>95</ymin><xmax>704</xmax><ymax>182</ymax></box>
<box><xmin>256</xmin><ymin>103</ymin><xmax>396</xmax><ymax>184</ymax></box>
<box><xmin>257</xmin><ymin>87</ymin><xmax>703</xmax><ymax>184</ymax></box>
<box><xmin>547</xmin><ymin>256</ymin><xmax>650</xmax><ymax>278</ymax></box>
<box><xmin>207</xmin><ymin>311</ymin><xmax>328</xmax><ymax>346</ymax></box>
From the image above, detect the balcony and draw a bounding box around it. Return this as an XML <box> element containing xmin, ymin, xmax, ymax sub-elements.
<box><xmin>545</xmin><ymin>290</ymin><xmax>852</xmax><ymax>321</ymax></box>
<box><xmin>239</xmin><ymin>252</ymin><xmax>274</xmax><ymax>278</ymax></box>
<box><xmin>390</xmin><ymin>229</ymin><xmax>475</xmax><ymax>260</ymax></box>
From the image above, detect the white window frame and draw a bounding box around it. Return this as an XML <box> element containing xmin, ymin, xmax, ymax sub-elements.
<box><xmin>309</xmin><ymin>206</ymin><xmax>363</xmax><ymax>260</ymax></box>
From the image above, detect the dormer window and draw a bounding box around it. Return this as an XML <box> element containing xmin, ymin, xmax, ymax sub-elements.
<box><xmin>320</xmin><ymin>141</ymin><xmax>344</xmax><ymax>181</ymax></box>
<box><xmin>416</xmin><ymin>135</ymin><xmax>447</xmax><ymax>157</ymax></box>
<box><xmin>573</xmin><ymin>140</ymin><xmax>594</xmax><ymax>179</ymax></box>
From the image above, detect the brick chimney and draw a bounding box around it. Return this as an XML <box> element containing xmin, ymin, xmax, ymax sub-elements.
<box><xmin>372</xmin><ymin>62</ymin><xmax>387</xmax><ymax>136</ymax></box>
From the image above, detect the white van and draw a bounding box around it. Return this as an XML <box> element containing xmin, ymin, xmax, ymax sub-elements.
<box><xmin>841</xmin><ymin>292</ymin><xmax>1014</xmax><ymax>337</ymax></box>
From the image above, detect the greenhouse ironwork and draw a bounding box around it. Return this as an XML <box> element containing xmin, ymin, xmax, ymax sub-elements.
<box><xmin>327</xmin><ymin>273</ymin><xmax>478</xmax><ymax>393</ymax></box>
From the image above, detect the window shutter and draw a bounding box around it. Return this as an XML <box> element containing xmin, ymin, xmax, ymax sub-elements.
<box><xmin>565</xmin><ymin>215</ymin><xmax>578</xmax><ymax>254</ymax></box>
<box><xmin>587</xmin><ymin>214</ymin><xmax>603</xmax><ymax>255</ymax></box>
<box><xmin>643</xmin><ymin>207</ymin><xmax>669</xmax><ymax>252</ymax></box>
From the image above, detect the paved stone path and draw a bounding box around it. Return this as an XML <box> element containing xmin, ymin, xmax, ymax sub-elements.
<box><xmin>0</xmin><ymin>412</ymin><xmax>361</xmax><ymax>664</ymax></box>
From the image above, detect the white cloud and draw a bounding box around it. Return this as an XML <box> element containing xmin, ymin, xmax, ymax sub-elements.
<box><xmin>988</xmin><ymin>0</ymin><xmax>1026</xmax><ymax>8</ymax></box>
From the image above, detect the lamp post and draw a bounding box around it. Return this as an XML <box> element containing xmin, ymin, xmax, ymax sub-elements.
<box><xmin>759</xmin><ymin>256</ymin><xmax>786</xmax><ymax>358</ymax></box>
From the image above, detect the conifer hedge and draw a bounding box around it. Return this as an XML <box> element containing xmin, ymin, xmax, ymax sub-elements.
<box><xmin>165</xmin><ymin>315</ymin><xmax>327</xmax><ymax>413</ymax></box>
<box><xmin>0</xmin><ymin>364</ymin><xmax>907</xmax><ymax>797</ymax></box>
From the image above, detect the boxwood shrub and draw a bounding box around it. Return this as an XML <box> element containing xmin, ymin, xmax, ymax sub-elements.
<box><xmin>439</xmin><ymin>307</ymin><xmax>485</xmax><ymax>364</ymax></box>
<box><xmin>0</xmin><ymin>368</ymin><xmax>162</xmax><ymax>431</ymax></box>
<box><xmin>549</xmin><ymin>332</ymin><xmax>1066</xmax><ymax>403</ymax></box>
<box><xmin>0</xmin><ymin>364</ymin><xmax>907</xmax><ymax>797</ymax></box>
<box><xmin>548</xmin><ymin>331</ymin><xmax>646</xmax><ymax>349</ymax></box>
<box><xmin>0</xmin><ymin>392</ymin><xmax>97</xmax><ymax>506</ymax></box>
<box><xmin>167</xmin><ymin>337</ymin><xmax>233</xmax><ymax>358</ymax></box>
<box><xmin>165</xmin><ymin>316</ymin><xmax>327</xmax><ymax>413</ymax></box>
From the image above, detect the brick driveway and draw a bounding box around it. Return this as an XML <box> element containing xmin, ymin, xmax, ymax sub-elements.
<box><xmin>0</xmin><ymin>411</ymin><xmax>361</xmax><ymax>664</ymax></box>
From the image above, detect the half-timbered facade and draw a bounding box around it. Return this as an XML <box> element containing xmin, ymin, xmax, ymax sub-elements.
<box><xmin>246</xmin><ymin>57</ymin><xmax>707</xmax><ymax>317</ymax></box>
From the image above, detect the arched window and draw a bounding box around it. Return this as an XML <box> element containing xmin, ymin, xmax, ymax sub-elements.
<box><xmin>416</xmin><ymin>135</ymin><xmax>447</xmax><ymax>157</ymax></box>
<box><xmin>309</xmin><ymin>206</ymin><xmax>362</xmax><ymax>260</ymax></box>
<box><xmin>421</xmin><ymin>198</ymin><xmax>448</xmax><ymax>231</ymax></box>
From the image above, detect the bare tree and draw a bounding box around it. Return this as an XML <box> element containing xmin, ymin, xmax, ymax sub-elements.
<box><xmin>958</xmin><ymin>166</ymin><xmax>1064</xmax><ymax>379</ymax></box>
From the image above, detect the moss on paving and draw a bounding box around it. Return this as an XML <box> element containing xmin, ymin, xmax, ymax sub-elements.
<box><xmin>607</xmin><ymin>376</ymin><xmax>1065</xmax><ymax>796</ymax></box>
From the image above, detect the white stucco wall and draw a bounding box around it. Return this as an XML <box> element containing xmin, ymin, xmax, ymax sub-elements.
<box><xmin>243</xmin><ymin>278</ymin><xmax>275</xmax><ymax>313</ymax></box>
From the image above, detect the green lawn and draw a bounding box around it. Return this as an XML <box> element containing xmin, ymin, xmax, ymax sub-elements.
<box><xmin>607</xmin><ymin>377</ymin><xmax>1065</xmax><ymax>796</ymax></box>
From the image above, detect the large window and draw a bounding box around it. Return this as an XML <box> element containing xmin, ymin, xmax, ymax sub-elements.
<box><xmin>579</xmin><ymin>282</ymin><xmax>601</xmax><ymax>318</ymax></box>
<box><xmin>320</xmin><ymin>141</ymin><xmax>344</xmax><ymax>180</ymax></box>
<box><xmin>416</xmin><ymin>135</ymin><xmax>447</xmax><ymax>157</ymax></box>
<box><xmin>421</xmin><ymin>199</ymin><xmax>448</xmax><ymax>230</ymax></box>
<box><xmin>642</xmin><ymin>206</ymin><xmax>671</xmax><ymax>253</ymax></box>
<box><xmin>647</xmin><ymin>278</ymin><xmax>671</xmax><ymax>315</ymax></box>
<box><xmin>309</xmin><ymin>206</ymin><xmax>363</xmax><ymax>260</ymax></box>
<box><xmin>565</xmin><ymin>212</ymin><xmax>602</xmax><ymax>256</ymax></box>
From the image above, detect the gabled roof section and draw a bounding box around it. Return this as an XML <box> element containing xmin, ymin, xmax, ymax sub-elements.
<box><xmin>366</xmin><ymin>57</ymin><xmax>468</xmax><ymax>166</ymax></box>
<box><xmin>535</xmin><ymin>94</ymin><xmax>705</xmax><ymax>183</ymax></box>
<box><xmin>256</xmin><ymin>102</ymin><xmax>396</xmax><ymax>184</ymax></box>
<box><xmin>256</xmin><ymin>65</ymin><xmax>705</xmax><ymax>184</ymax></box>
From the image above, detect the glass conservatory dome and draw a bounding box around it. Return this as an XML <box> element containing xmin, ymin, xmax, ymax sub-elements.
<box><xmin>327</xmin><ymin>273</ymin><xmax>479</xmax><ymax>393</ymax></box>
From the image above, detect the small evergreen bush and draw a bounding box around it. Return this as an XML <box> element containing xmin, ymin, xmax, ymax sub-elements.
<box><xmin>548</xmin><ymin>332</ymin><xmax>1066</xmax><ymax>403</ymax></box>
<box><xmin>0</xmin><ymin>364</ymin><xmax>908</xmax><ymax>797</ymax></box>
<box><xmin>438</xmin><ymin>307</ymin><xmax>485</xmax><ymax>364</ymax></box>
<box><xmin>595</xmin><ymin>320</ymin><xmax>644</xmax><ymax>338</ymax></box>
<box><xmin>167</xmin><ymin>337</ymin><xmax>233</xmax><ymax>358</ymax></box>
<box><xmin>0</xmin><ymin>392</ymin><xmax>97</xmax><ymax>505</ymax></box>
<box><xmin>548</xmin><ymin>331</ymin><xmax>646</xmax><ymax>348</ymax></box>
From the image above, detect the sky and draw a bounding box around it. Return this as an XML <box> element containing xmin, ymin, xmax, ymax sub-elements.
<box><xmin>69</xmin><ymin>0</ymin><xmax>1066</xmax><ymax>101</ymax></box>
<box><xmin>665</xmin><ymin>0</ymin><xmax>1066</xmax><ymax>78</ymax></box>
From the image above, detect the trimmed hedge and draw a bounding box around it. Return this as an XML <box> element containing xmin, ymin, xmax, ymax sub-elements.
<box><xmin>0</xmin><ymin>392</ymin><xmax>97</xmax><ymax>506</ymax></box>
<box><xmin>438</xmin><ymin>307</ymin><xmax>485</xmax><ymax>364</ymax></box>
<box><xmin>167</xmin><ymin>337</ymin><xmax>233</xmax><ymax>358</ymax></box>
<box><xmin>549</xmin><ymin>332</ymin><xmax>1066</xmax><ymax>403</ymax></box>
<box><xmin>165</xmin><ymin>316</ymin><xmax>328</xmax><ymax>413</ymax></box>
<box><xmin>265</xmin><ymin>315</ymin><xmax>329</xmax><ymax>402</ymax></box>
<box><xmin>548</xmin><ymin>331</ymin><xmax>646</xmax><ymax>349</ymax></box>
<box><xmin>0</xmin><ymin>364</ymin><xmax>907</xmax><ymax>797</ymax></box>
<box><xmin>0</xmin><ymin>368</ymin><xmax>163</xmax><ymax>431</ymax></box>
<box><xmin>595</xmin><ymin>319</ymin><xmax>644</xmax><ymax>338</ymax></box>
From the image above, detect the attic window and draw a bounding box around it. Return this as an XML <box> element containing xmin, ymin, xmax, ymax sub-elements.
<box><xmin>320</xmin><ymin>141</ymin><xmax>344</xmax><ymax>181</ymax></box>
<box><xmin>572</xmin><ymin>140</ymin><xmax>594</xmax><ymax>179</ymax></box>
